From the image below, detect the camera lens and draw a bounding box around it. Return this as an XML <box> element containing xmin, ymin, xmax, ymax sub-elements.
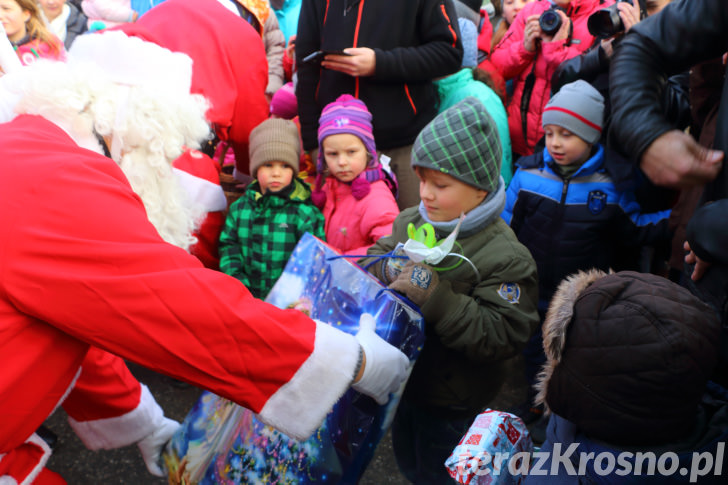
<box><xmin>539</xmin><ymin>9</ymin><xmax>562</xmax><ymax>36</ymax></box>
<box><xmin>587</xmin><ymin>4</ymin><xmax>625</xmax><ymax>37</ymax></box>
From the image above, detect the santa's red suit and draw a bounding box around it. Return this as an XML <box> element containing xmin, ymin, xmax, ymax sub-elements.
<box><xmin>172</xmin><ymin>149</ymin><xmax>227</xmax><ymax>270</ymax></box>
<box><xmin>0</xmin><ymin>115</ymin><xmax>360</xmax><ymax>484</ymax></box>
<box><xmin>117</xmin><ymin>0</ymin><xmax>270</xmax><ymax>175</ymax></box>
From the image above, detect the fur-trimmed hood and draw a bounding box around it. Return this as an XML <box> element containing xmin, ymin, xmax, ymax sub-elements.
<box><xmin>535</xmin><ymin>270</ymin><xmax>720</xmax><ymax>446</ymax></box>
<box><xmin>534</xmin><ymin>268</ymin><xmax>607</xmax><ymax>409</ymax></box>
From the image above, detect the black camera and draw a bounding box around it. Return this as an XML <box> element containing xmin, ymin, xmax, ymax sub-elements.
<box><xmin>539</xmin><ymin>5</ymin><xmax>565</xmax><ymax>36</ymax></box>
<box><xmin>587</xmin><ymin>0</ymin><xmax>636</xmax><ymax>37</ymax></box>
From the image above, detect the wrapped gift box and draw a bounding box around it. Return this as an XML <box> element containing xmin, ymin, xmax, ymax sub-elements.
<box><xmin>163</xmin><ymin>233</ymin><xmax>424</xmax><ymax>484</ymax></box>
<box><xmin>446</xmin><ymin>409</ymin><xmax>533</xmax><ymax>485</ymax></box>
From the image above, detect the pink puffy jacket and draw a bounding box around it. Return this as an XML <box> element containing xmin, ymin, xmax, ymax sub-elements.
<box><xmin>322</xmin><ymin>178</ymin><xmax>399</xmax><ymax>256</ymax></box>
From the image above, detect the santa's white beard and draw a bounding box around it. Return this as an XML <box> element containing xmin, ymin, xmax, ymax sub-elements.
<box><xmin>118</xmin><ymin>150</ymin><xmax>204</xmax><ymax>251</ymax></box>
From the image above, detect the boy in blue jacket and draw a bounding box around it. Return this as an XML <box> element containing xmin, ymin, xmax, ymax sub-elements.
<box><xmin>502</xmin><ymin>80</ymin><xmax>672</xmax><ymax>429</ymax></box>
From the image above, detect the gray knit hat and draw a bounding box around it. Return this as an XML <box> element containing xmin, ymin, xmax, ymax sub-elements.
<box><xmin>411</xmin><ymin>97</ymin><xmax>502</xmax><ymax>192</ymax></box>
<box><xmin>249</xmin><ymin>118</ymin><xmax>301</xmax><ymax>177</ymax></box>
<box><xmin>542</xmin><ymin>80</ymin><xmax>604</xmax><ymax>144</ymax></box>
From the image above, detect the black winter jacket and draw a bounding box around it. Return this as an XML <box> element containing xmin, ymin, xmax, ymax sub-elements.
<box><xmin>608</xmin><ymin>0</ymin><xmax>728</xmax><ymax>201</ymax></box>
<box><xmin>295</xmin><ymin>0</ymin><xmax>463</xmax><ymax>151</ymax></box>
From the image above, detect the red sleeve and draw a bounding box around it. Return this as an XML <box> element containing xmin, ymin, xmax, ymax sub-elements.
<box><xmin>1</xmin><ymin>116</ymin><xmax>314</xmax><ymax>415</ymax></box>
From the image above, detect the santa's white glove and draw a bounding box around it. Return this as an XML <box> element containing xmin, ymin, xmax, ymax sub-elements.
<box><xmin>137</xmin><ymin>416</ymin><xmax>180</xmax><ymax>477</ymax></box>
<box><xmin>352</xmin><ymin>313</ymin><xmax>409</xmax><ymax>405</ymax></box>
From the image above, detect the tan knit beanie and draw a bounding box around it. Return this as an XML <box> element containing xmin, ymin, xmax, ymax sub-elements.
<box><xmin>248</xmin><ymin>118</ymin><xmax>301</xmax><ymax>177</ymax></box>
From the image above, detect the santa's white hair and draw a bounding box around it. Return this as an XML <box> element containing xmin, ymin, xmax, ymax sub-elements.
<box><xmin>1</xmin><ymin>33</ymin><xmax>212</xmax><ymax>251</ymax></box>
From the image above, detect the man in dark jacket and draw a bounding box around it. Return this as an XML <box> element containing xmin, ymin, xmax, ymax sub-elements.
<box><xmin>295</xmin><ymin>0</ymin><xmax>463</xmax><ymax>210</ymax></box>
<box><xmin>608</xmin><ymin>0</ymin><xmax>724</xmax><ymax>192</ymax></box>
<box><xmin>608</xmin><ymin>0</ymin><xmax>728</xmax><ymax>382</ymax></box>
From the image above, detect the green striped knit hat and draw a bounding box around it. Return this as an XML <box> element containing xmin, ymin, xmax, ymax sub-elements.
<box><xmin>411</xmin><ymin>97</ymin><xmax>502</xmax><ymax>192</ymax></box>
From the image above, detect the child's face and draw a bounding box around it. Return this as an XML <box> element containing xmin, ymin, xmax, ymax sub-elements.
<box><xmin>544</xmin><ymin>124</ymin><xmax>592</xmax><ymax>167</ymax></box>
<box><xmin>503</xmin><ymin>0</ymin><xmax>531</xmax><ymax>25</ymax></box>
<box><xmin>0</xmin><ymin>0</ymin><xmax>30</xmax><ymax>43</ymax></box>
<box><xmin>257</xmin><ymin>160</ymin><xmax>294</xmax><ymax>194</ymax></box>
<box><xmin>322</xmin><ymin>133</ymin><xmax>369</xmax><ymax>183</ymax></box>
<box><xmin>417</xmin><ymin>167</ymin><xmax>488</xmax><ymax>222</ymax></box>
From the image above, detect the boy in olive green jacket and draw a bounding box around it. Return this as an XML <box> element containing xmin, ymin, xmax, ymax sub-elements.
<box><xmin>361</xmin><ymin>97</ymin><xmax>539</xmax><ymax>483</ymax></box>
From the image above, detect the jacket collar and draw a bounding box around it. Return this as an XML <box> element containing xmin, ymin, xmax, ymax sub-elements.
<box><xmin>542</xmin><ymin>143</ymin><xmax>605</xmax><ymax>178</ymax></box>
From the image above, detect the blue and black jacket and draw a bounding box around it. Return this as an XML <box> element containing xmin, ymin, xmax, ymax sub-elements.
<box><xmin>502</xmin><ymin>145</ymin><xmax>671</xmax><ymax>309</ymax></box>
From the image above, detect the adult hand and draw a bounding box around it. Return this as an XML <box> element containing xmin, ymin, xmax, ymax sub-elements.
<box><xmin>617</xmin><ymin>1</ymin><xmax>641</xmax><ymax>32</ymax></box>
<box><xmin>352</xmin><ymin>313</ymin><xmax>409</xmax><ymax>405</ymax></box>
<box><xmin>285</xmin><ymin>35</ymin><xmax>296</xmax><ymax>61</ymax></box>
<box><xmin>389</xmin><ymin>261</ymin><xmax>439</xmax><ymax>306</ymax></box>
<box><xmin>523</xmin><ymin>15</ymin><xmax>541</xmax><ymax>52</ymax></box>
<box><xmin>640</xmin><ymin>130</ymin><xmax>723</xmax><ymax>188</ymax></box>
<box><xmin>137</xmin><ymin>416</ymin><xmax>180</xmax><ymax>476</ymax></box>
<box><xmin>600</xmin><ymin>38</ymin><xmax>615</xmax><ymax>59</ymax></box>
<box><xmin>684</xmin><ymin>240</ymin><xmax>712</xmax><ymax>282</ymax></box>
<box><xmin>322</xmin><ymin>47</ymin><xmax>376</xmax><ymax>77</ymax></box>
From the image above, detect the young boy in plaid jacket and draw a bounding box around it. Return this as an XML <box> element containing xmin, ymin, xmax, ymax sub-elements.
<box><xmin>219</xmin><ymin>118</ymin><xmax>325</xmax><ymax>298</ymax></box>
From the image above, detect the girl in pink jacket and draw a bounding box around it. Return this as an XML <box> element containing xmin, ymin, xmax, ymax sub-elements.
<box><xmin>490</xmin><ymin>0</ymin><xmax>606</xmax><ymax>158</ymax></box>
<box><xmin>2</xmin><ymin>0</ymin><xmax>66</xmax><ymax>66</ymax></box>
<box><xmin>312</xmin><ymin>95</ymin><xmax>399</xmax><ymax>256</ymax></box>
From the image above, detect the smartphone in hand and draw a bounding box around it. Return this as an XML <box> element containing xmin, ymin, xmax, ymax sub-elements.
<box><xmin>302</xmin><ymin>50</ymin><xmax>351</xmax><ymax>64</ymax></box>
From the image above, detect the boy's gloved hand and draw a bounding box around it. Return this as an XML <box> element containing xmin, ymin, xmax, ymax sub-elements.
<box><xmin>388</xmin><ymin>261</ymin><xmax>439</xmax><ymax>306</ymax></box>
<box><xmin>137</xmin><ymin>416</ymin><xmax>180</xmax><ymax>477</ymax></box>
<box><xmin>352</xmin><ymin>313</ymin><xmax>409</xmax><ymax>405</ymax></box>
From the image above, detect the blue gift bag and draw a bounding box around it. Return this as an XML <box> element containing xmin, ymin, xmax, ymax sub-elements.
<box><xmin>164</xmin><ymin>233</ymin><xmax>424</xmax><ymax>484</ymax></box>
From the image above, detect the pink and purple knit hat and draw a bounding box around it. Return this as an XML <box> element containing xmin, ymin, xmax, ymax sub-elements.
<box><xmin>312</xmin><ymin>94</ymin><xmax>397</xmax><ymax>208</ymax></box>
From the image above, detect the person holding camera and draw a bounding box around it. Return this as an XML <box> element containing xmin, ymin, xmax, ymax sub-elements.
<box><xmin>552</xmin><ymin>0</ymin><xmax>682</xmax><ymax>137</ymax></box>
<box><xmin>490</xmin><ymin>0</ymin><xmax>606</xmax><ymax>163</ymax></box>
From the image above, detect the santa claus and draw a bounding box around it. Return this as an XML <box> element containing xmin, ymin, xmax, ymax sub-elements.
<box><xmin>0</xmin><ymin>22</ymin><xmax>407</xmax><ymax>485</ymax></box>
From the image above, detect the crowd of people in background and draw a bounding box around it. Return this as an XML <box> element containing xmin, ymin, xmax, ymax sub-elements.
<box><xmin>1</xmin><ymin>0</ymin><xmax>727</xmax><ymax>483</ymax></box>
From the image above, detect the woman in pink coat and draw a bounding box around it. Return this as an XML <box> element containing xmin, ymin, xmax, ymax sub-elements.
<box><xmin>490</xmin><ymin>0</ymin><xmax>608</xmax><ymax>158</ymax></box>
<box><xmin>311</xmin><ymin>95</ymin><xmax>400</xmax><ymax>256</ymax></box>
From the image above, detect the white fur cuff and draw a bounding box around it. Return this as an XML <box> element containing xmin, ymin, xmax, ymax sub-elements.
<box><xmin>67</xmin><ymin>384</ymin><xmax>163</xmax><ymax>450</ymax></box>
<box><xmin>257</xmin><ymin>322</ymin><xmax>360</xmax><ymax>441</ymax></box>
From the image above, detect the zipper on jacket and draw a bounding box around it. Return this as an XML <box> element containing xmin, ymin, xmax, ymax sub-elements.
<box><xmin>545</xmin><ymin>175</ymin><xmax>570</xmax><ymax>301</ymax></box>
<box><xmin>404</xmin><ymin>84</ymin><xmax>417</xmax><ymax>114</ymax></box>
<box><xmin>439</xmin><ymin>3</ymin><xmax>458</xmax><ymax>48</ymax></box>
<box><xmin>560</xmin><ymin>177</ymin><xmax>570</xmax><ymax>205</ymax></box>
<box><xmin>344</xmin><ymin>0</ymin><xmax>363</xmax><ymax>16</ymax></box>
<box><xmin>352</xmin><ymin>0</ymin><xmax>366</xmax><ymax>98</ymax></box>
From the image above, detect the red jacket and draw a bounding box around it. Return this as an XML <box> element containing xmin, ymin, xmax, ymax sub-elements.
<box><xmin>490</xmin><ymin>0</ymin><xmax>607</xmax><ymax>156</ymax></box>
<box><xmin>0</xmin><ymin>115</ymin><xmax>361</xmax><ymax>480</ymax></box>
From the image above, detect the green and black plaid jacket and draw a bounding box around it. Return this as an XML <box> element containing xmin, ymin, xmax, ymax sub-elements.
<box><xmin>219</xmin><ymin>178</ymin><xmax>325</xmax><ymax>299</ymax></box>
